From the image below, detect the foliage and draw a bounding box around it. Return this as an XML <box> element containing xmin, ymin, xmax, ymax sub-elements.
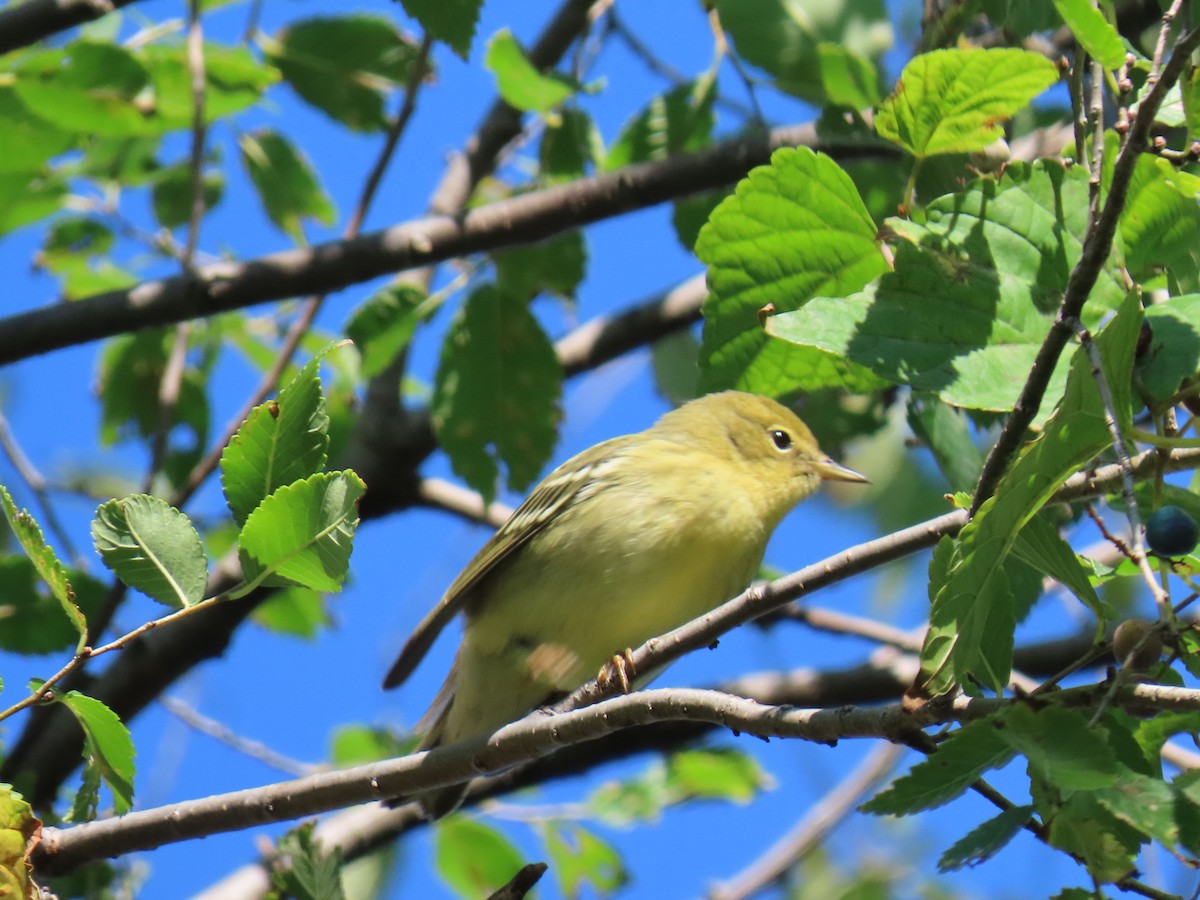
<box><xmin>0</xmin><ymin>0</ymin><xmax>1198</xmax><ymax>898</ymax></box>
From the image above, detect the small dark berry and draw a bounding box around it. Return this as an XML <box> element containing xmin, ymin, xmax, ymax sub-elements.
<box><xmin>1145</xmin><ymin>505</ymin><xmax>1200</xmax><ymax>557</ymax></box>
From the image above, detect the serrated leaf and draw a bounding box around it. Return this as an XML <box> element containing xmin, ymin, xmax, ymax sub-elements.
<box><xmin>697</xmin><ymin>146</ymin><xmax>889</xmax><ymax>396</ymax></box>
<box><xmin>714</xmin><ymin>0</ymin><xmax>892</xmax><ymax>105</ymax></box>
<box><xmin>432</xmin><ymin>285</ymin><xmax>562</xmax><ymax>502</ymax></box>
<box><xmin>59</xmin><ymin>691</ymin><xmax>135</xmax><ymax>815</ymax></box>
<box><xmin>938</xmin><ymin>805</ymin><xmax>1034</xmax><ymax>871</ymax></box>
<box><xmin>1047</xmin><ymin>793</ymin><xmax>1141</xmax><ymax>883</ymax></box>
<box><xmin>1011</xmin><ymin>511</ymin><xmax>1109</xmax><ymax>620</ymax></box>
<box><xmin>1053</xmin><ymin>0</ymin><xmax>1125</xmax><ymax>69</ymax></box>
<box><xmin>237</xmin><ymin>471</ymin><xmax>364</xmax><ymax>594</ymax></box>
<box><xmin>485</xmin><ymin>29</ymin><xmax>578</xmax><ymax>113</ymax></box>
<box><xmin>345</xmin><ymin>284</ymin><xmax>428</xmax><ymax>379</ymax></box>
<box><xmin>915</xmin><ymin>292</ymin><xmax>1140</xmax><ymax>696</ymax></box>
<box><xmin>862</xmin><ymin>718</ymin><xmax>1013</xmax><ymax>815</ymax></box>
<box><xmin>265</xmin><ymin>16</ymin><xmax>421</xmax><ymax>132</ymax></box>
<box><xmin>875</xmin><ymin>48</ymin><xmax>1058</xmax><ymax>158</ymax></box>
<box><xmin>139</xmin><ymin>42</ymin><xmax>276</xmax><ymax>128</ymax></box>
<box><xmin>434</xmin><ymin>817</ymin><xmax>524</xmax><ymax>898</ymax></box>
<box><xmin>770</xmin><ymin>163</ymin><xmax>1127</xmax><ymax>416</ymax></box>
<box><xmin>92</xmin><ymin>495</ymin><xmax>208</xmax><ymax>608</ymax></box>
<box><xmin>239</xmin><ymin>129</ymin><xmax>335</xmax><ymax>242</ymax></box>
<box><xmin>274</xmin><ymin>824</ymin><xmax>346</xmax><ymax>900</ymax></box>
<box><xmin>0</xmin><ymin>485</ymin><xmax>85</xmax><ymax>641</ymax></box>
<box><xmin>605</xmin><ymin>78</ymin><xmax>715</xmax><ymax>170</ymax></box>
<box><xmin>1095</xmin><ymin>771</ymin><xmax>1178</xmax><ymax>848</ymax></box>
<box><xmin>540</xmin><ymin>107</ymin><xmax>602</xmax><ymax>181</ymax></box>
<box><xmin>398</xmin><ymin>0</ymin><xmax>481</xmax><ymax>59</ymax></box>
<box><xmin>1002</xmin><ymin>705</ymin><xmax>1121</xmax><ymax>791</ymax></box>
<box><xmin>221</xmin><ymin>352</ymin><xmax>330</xmax><ymax>526</ymax></box>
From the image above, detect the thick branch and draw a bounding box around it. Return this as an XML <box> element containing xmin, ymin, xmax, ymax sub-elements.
<box><xmin>0</xmin><ymin>123</ymin><xmax>883</xmax><ymax>365</ymax></box>
<box><xmin>36</xmin><ymin>680</ymin><xmax>1200</xmax><ymax>875</ymax></box>
<box><xmin>0</xmin><ymin>0</ymin><xmax>141</xmax><ymax>55</ymax></box>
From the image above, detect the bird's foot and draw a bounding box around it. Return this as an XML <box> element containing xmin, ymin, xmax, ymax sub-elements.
<box><xmin>597</xmin><ymin>648</ymin><xmax>636</xmax><ymax>694</ymax></box>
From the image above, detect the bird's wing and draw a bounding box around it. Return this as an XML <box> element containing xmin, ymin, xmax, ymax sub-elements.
<box><xmin>382</xmin><ymin>436</ymin><xmax>632</xmax><ymax>689</ymax></box>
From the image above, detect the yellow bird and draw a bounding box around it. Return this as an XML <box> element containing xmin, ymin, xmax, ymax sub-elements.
<box><xmin>384</xmin><ymin>390</ymin><xmax>867</xmax><ymax>816</ymax></box>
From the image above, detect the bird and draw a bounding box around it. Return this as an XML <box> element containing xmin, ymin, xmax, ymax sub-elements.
<box><xmin>383</xmin><ymin>390</ymin><xmax>868</xmax><ymax>817</ymax></box>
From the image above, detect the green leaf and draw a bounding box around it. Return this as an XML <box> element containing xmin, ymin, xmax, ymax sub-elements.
<box><xmin>697</xmin><ymin>146</ymin><xmax>889</xmax><ymax>396</ymax></box>
<box><xmin>1095</xmin><ymin>771</ymin><xmax>1178</xmax><ymax>848</ymax></box>
<box><xmin>664</xmin><ymin>748</ymin><xmax>770</xmax><ymax>805</ymax></box>
<box><xmin>92</xmin><ymin>495</ymin><xmax>208</xmax><ymax>608</ymax></box>
<box><xmin>345</xmin><ymin>284</ymin><xmax>428</xmax><ymax>379</ymax></box>
<box><xmin>817</xmin><ymin>44</ymin><xmax>883</xmax><ymax>110</ymax></box>
<box><xmin>265</xmin><ymin>16</ymin><xmax>421</xmax><ymax>132</ymax></box>
<box><xmin>273</xmin><ymin>824</ymin><xmax>346</xmax><ymax>900</ymax></box>
<box><xmin>714</xmin><ymin>0</ymin><xmax>892</xmax><ymax>104</ymax></box>
<box><xmin>434</xmin><ymin>817</ymin><xmax>524</xmax><ymax>898</ymax></box>
<box><xmin>0</xmin><ymin>559</ymin><xmax>103</xmax><ymax>654</ymax></box>
<box><xmin>1053</xmin><ymin>0</ymin><xmax>1125</xmax><ymax>69</ymax></box>
<box><xmin>1011</xmin><ymin>511</ymin><xmax>1110</xmax><ymax>621</ymax></box>
<box><xmin>239</xmin><ymin>129</ymin><xmax>335</xmax><ymax>242</ymax></box>
<box><xmin>398</xmin><ymin>0</ymin><xmax>481</xmax><ymax>59</ymax></box>
<box><xmin>329</xmin><ymin>724</ymin><xmax>406</xmax><ymax>766</ymax></box>
<box><xmin>0</xmin><ymin>485</ymin><xmax>85</xmax><ymax>642</ymax></box>
<box><xmin>41</xmin><ymin>217</ymin><xmax>114</xmax><ymax>265</ymax></box>
<box><xmin>672</xmin><ymin>190</ymin><xmax>728</xmax><ymax>252</ymax></box>
<box><xmin>432</xmin><ymin>285</ymin><xmax>562</xmax><ymax>501</ymax></box>
<box><xmin>1121</xmin><ymin>156</ymin><xmax>1200</xmax><ymax>282</ymax></box>
<box><xmin>543</xmin><ymin>822</ymin><xmax>628</xmax><ymax>898</ymax></box>
<box><xmin>652</xmin><ymin>330</ymin><xmax>701</xmax><ymax>406</ymax></box>
<box><xmin>0</xmin><ymin>87</ymin><xmax>73</xmax><ymax>172</ymax></box>
<box><xmin>1174</xmin><ymin>769</ymin><xmax>1200</xmax><ymax>853</ymax></box>
<box><xmin>493</xmin><ymin>232</ymin><xmax>586</xmax><ymax>302</ymax></box>
<box><xmin>251</xmin><ymin>587</ymin><xmax>329</xmax><ymax>639</ymax></box>
<box><xmin>12</xmin><ymin>43</ymin><xmax>150</xmax><ymax>137</ymax></box>
<box><xmin>1047</xmin><ymin>793</ymin><xmax>1141</xmax><ymax>883</ymax></box>
<box><xmin>0</xmin><ymin>172</ymin><xmax>66</xmax><ymax>236</ymax></box>
<box><xmin>540</xmin><ymin>107</ymin><xmax>603</xmax><ymax>181</ymax></box>
<box><xmin>938</xmin><ymin>805</ymin><xmax>1034</xmax><ymax>871</ymax></box>
<box><xmin>770</xmin><ymin>163</ymin><xmax>1127</xmax><ymax>416</ymax></box>
<box><xmin>862</xmin><ymin>718</ymin><xmax>1013</xmax><ymax>815</ymax></box>
<box><xmin>140</xmin><ymin>42</ymin><xmax>276</xmax><ymax>128</ymax></box>
<box><xmin>220</xmin><ymin>352</ymin><xmax>330</xmax><ymax>526</ymax></box>
<box><xmin>59</xmin><ymin>691</ymin><xmax>136</xmax><ymax>815</ymax></box>
<box><xmin>485</xmin><ymin>29</ymin><xmax>578</xmax><ymax>114</ymax></box>
<box><xmin>67</xmin><ymin>756</ymin><xmax>102</xmax><ymax>823</ymax></box>
<box><xmin>1001</xmin><ymin>706</ymin><xmax>1120</xmax><ymax>791</ymax></box>
<box><xmin>1139</xmin><ymin>295</ymin><xmax>1200</xmax><ymax>403</ymax></box>
<box><xmin>605</xmin><ymin>78</ymin><xmax>715</xmax><ymax>170</ymax></box>
<box><xmin>237</xmin><ymin>471</ymin><xmax>364</xmax><ymax>594</ymax></box>
<box><xmin>916</xmin><ymin>292</ymin><xmax>1140</xmax><ymax>695</ymax></box>
<box><xmin>906</xmin><ymin>397</ymin><xmax>984</xmax><ymax>493</ymax></box>
<box><xmin>874</xmin><ymin>49</ymin><xmax>1058</xmax><ymax>158</ymax></box>
<box><xmin>150</xmin><ymin>162</ymin><xmax>224</xmax><ymax>230</ymax></box>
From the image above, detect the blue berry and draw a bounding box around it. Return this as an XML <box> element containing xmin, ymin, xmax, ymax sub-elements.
<box><xmin>1145</xmin><ymin>505</ymin><xmax>1200</xmax><ymax>557</ymax></box>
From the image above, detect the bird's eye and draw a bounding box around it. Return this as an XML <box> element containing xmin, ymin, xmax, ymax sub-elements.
<box><xmin>770</xmin><ymin>429</ymin><xmax>792</xmax><ymax>451</ymax></box>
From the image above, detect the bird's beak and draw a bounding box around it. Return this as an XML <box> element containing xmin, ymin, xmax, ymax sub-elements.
<box><xmin>813</xmin><ymin>457</ymin><xmax>869</xmax><ymax>484</ymax></box>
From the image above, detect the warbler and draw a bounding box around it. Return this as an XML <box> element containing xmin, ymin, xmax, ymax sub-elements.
<box><xmin>384</xmin><ymin>390</ymin><xmax>867</xmax><ymax>817</ymax></box>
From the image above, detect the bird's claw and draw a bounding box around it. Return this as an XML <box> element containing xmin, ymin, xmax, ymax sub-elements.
<box><xmin>597</xmin><ymin>648</ymin><xmax>636</xmax><ymax>693</ymax></box>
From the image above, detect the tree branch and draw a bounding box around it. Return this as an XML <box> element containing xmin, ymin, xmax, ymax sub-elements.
<box><xmin>0</xmin><ymin>123</ymin><xmax>885</xmax><ymax>365</ymax></box>
<box><xmin>0</xmin><ymin>0</ymin><xmax>142</xmax><ymax>56</ymax></box>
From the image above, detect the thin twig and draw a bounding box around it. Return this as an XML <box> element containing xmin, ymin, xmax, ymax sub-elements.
<box><xmin>159</xmin><ymin>695</ymin><xmax>321</xmax><ymax>777</ymax></box>
<box><xmin>0</xmin><ymin>410</ymin><xmax>80</xmax><ymax>564</ymax></box>
<box><xmin>707</xmin><ymin>743</ymin><xmax>906</xmax><ymax>900</ymax></box>
<box><xmin>1149</xmin><ymin>0</ymin><xmax>1187</xmax><ymax>83</ymax></box>
<box><xmin>1070</xmin><ymin>319</ymin><xmax>1167</xmax><ymax>609</ymax></box>
<box><xmin>969</xmin><ymin>22</ymin><xmax>1200</xmax><ymax>514</ymax></box>
<box><xmin>169</xmin><ymin>36</ymin><xmax>434</xmax><ymax>511</ymax></box>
